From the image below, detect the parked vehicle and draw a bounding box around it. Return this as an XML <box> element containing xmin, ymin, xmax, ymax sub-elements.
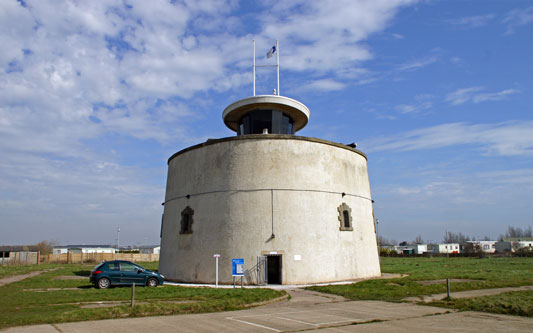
<box><xmin>89</xmin><ymin>260</ymin><xmax>164</xmax><ymax>289</ymax></box>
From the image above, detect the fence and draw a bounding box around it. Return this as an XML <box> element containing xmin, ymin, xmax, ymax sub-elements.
<box><xmin>41</xmin><ymin>252</ymin><xmax>159</xmax><ymax>264</ymax></box>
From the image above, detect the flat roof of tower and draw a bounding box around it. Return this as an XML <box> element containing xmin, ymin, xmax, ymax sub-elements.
<box><xmin>222</xmin><ymin>95</ymin><xmax>310</xmax><ymax>132</ymax></box>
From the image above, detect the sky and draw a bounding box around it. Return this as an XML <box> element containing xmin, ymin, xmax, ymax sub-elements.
<box><xmin>1</xmin><ymin>0</ymin><xmax>532</xmax><ymax>246</ymax></box>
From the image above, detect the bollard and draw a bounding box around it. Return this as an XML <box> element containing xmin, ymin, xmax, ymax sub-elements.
<box><xmin>446</xmin><ymin>278</ymin><xmax>450</xmax><ymax>299</ymax></box>
<box><xmin>131</xmin><ymin>283</ymin><xmax>135</xmax><ymax>307</ymax></box>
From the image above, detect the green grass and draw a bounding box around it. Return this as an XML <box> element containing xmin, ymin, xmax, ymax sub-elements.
<box><xmin>0</xmin><ymin>263</ymin><xmax>284</xmax><ymax>328</ymax></box>
<box><xmin>309</xmin><ymin>257</ymin><xmax>533</xmax><ymax>301</ymax></box>
<box><xmin>427</xmin><ymin>290</ymin><xmax>533</xmax><ymax>317</ymax></box>
<box><xmin>307</xmin><ymin>257</ymin><xmax>533</xmax><ymax>316</ymax></box>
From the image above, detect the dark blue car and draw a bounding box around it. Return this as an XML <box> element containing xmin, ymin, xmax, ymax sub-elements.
<box><xmin>90</xmin><ymin>260</ymin><xmax>164</xmax><ymax>289</ymax></box>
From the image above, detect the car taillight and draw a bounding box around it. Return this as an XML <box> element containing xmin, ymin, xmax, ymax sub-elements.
<box><xmin>94</xmin><ymin>270</ymin><xmax>102</xmax><ymax>274</ymax></box>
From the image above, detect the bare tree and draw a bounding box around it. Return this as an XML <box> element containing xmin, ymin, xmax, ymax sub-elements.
<box><xmin>504</xmin><ymin>225</ymin><xmax>533</xmax><ymax>238</ymax></box>
<box><xmin>377</xmin><ymin>236</ymin><xmax>397</xmax><ymax>246</ymax></box>
<box><xmin>443</xmin><ymin>231</ymin><xmax>471</xmax><ymax>244</ymax></box>
<box><xmin>414</xmin><ymin>235</ymin><xmax>424</xmax><ymax>244</ymax></box>
<box><xmin>34</xmin><ymin>240</ymin><xmax>57</xmax><ymax>254</ymax></box>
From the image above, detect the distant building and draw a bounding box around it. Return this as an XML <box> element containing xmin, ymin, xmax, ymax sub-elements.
<box><xmin>139</xmin><ymin>245</ymin><xmax>160</xmax><ymax>254</ymax></box>
<box><xmin>503</xmin><ymin>238</ymin><xmax>533</xmax><ymax>252</ymax></box>
<box><xmin>378</xmin><ymin>244</ymin><xmax>428</xmax><ymax>255</ymax></box>
<box><xmin>53</xmin><ymin>245</ymin><xmax>116</xmax><ymax>254</ymax></box>
<box><xmin>428</xmin><ymin>243</ymin><xmax>460</xmax><ymax>254</ymax></box>
<box><xmin>494</xmin><ymin>241</ymin><xmax>512</xmax><ymax>253</ymax></box>
<box><xmin>465</xmin><ymin>240</ymin><xmax>497</xmax><ymax>253</ymax></box>
<box><xmin>0</xmin><ymin>245</ymin><xmax>39</xmax><ymax>264</ymax></box>
<box><xmin>412</xmin><ymin>244</ymin><xmax>428</xmax><ymax>254</ymax></box>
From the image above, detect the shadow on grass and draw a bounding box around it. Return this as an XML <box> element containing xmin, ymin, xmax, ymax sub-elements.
<box><xmin>77</xmin><ymin>285</ymin><xmax>94</xmax><ymax>289</ymax></box>
<box><xmin>73</xmin><ymin>270</ymin><xmax>91</xmax><ymax>277</ymax></box>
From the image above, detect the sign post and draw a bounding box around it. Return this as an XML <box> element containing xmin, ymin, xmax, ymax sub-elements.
<box><xmin>214</xmin><ymin>254</ymin><xmax>220</xmax><ymax>288</ymax></box>
<box><xmin>232</xmin><ymin>258</ymin><xmax>245</xmax><ymax>288</ymax></box>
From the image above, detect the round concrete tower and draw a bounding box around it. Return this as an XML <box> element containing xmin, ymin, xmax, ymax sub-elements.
<box><xmin>159</xmin><ymin>94</ymin><xmax>381</xmax><ymax>285</ymax></box>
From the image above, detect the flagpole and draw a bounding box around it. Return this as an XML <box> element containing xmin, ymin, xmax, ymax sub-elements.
<box><xmin>276</xmin><ymin>40</ymin><xmax>279</xmax><ymax>96</ymax></box>
<box><xmin>253</xmin><ymin>40</ymin><xmax>256</xmax><ymax>96</ymax></box>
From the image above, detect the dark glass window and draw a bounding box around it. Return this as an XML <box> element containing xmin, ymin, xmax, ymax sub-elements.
<box><xmin>237</xmin><ymin>109</ymin><xmax>294</xmax><ymax>135</ymax></box>
<box><xmin>180</xmin><ymin>206</ymin><xmax>194</xmax><ymax>234</ymax></box>
<box><xmin>343</xmin><ymin>210</ymin><xmax>351</xmax><ymax>228</ymax></box>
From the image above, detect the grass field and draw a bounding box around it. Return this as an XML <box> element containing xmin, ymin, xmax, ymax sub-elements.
<box><xmin>0</xmin><ymin>262</ymin><xmax>284</xmax><ymax>328</ymax></box>
<box><xmin>308</xmin><ymin>257</ymin><xmax>533</xmax><ymax>317</ymax></box>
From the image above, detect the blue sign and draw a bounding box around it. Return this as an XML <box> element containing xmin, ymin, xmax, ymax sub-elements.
<box><xmin>232</xmin><ymin>258</ymin><xmax>244</xmax><ymax>276</ymax></box>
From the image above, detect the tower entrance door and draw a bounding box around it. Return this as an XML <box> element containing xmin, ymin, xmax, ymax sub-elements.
<box><xmin>266</xmin><ymin>254</ymin><xmax>282</xmax><ymax>284</ymax></box>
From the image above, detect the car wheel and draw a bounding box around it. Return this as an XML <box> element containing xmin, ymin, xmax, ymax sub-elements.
<box><xmin>97</xmin><ymin>277</ymin><xmax>111</xmax><ymax>289</ymax></box>
<box><xmin>146</xmin><ymin>277</ymin><xmax>158</xmax><ymax>287</ymax></box>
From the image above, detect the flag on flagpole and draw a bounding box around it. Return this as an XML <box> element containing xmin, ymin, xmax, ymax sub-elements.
<box><xmin>266</xmin><ymin>45</ymin><xmax>276</xmax><ymax>58</ymax></box>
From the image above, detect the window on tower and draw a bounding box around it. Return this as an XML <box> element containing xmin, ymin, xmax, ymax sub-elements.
<box><xmin>337</xmin><ymin>203</ymin><xmax>353</xmax><ymax>231</ymax></box>
<box><xmin>180</xmin><ymin>206</ymin><xmax>194</xmax><ymax>234</ymax></box>
<box><xmin>237</xmin><ymin>109</ymin><xmax>295</xmax><ymax>135</ymax></box>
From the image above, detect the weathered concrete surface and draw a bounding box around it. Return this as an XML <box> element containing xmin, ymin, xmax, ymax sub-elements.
<box><xmin>160</xmin><ymin>136</ymin><xmax>380</xmax><ymax>285</ymax></box>
<box><xmin>404</xmin><ymin>285</ymin><xmax>533</xmax><ymax>302</ymax></box>
<box><xmin>319</xmin><ymin>312</ymin><xmax>533</xmax><ymax>332</ymax></box>
<box><xmin>4</xmin><ymin>289</ymin><xmax>532</xmax><ymax>332</ymax></box>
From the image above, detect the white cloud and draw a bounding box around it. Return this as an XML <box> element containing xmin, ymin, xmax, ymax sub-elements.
<box><xmin>395</xmin><ymin>94</ymin><xmax>433</xmax><ymax>114</ymax></box>
<box><xmin>364</xmin><ymin>121</ymin><xmax>533</xmax><ymax>156</ymax></box>
<box><xmin>503</xmin><ymin>6</ymin><xmax>533</xmax><ymax>34</ymax></box>
<box><xmin>299</xmin><ymin>79</ymin><xmax>346</xmax><ymax>92</ymax></box>
<box><xmin>447</xmin><ymin>14</ymin><xmax>495</xmax><ymax>28</ymax></box>
<box><xmin>396</xmin><ymin>55</ymin><xmax>438</xmax><ymax>72</ymax></box>
<box><xmin>261</xmin><ymin>0</ymin><xmax>416</xmax><ymax>73</ymax></box>
<box><xmin>479</xmin><ymin>169</ymin><xmax>533</xmax><ymax>185</ymax></box>
<box><xmin>0</xmin><ymin>1</ymin><xmax>419</xmax><ymax>243</ymax></box>
<box><xmin>445</xmin><ymin>87</ymin><xmax>519</xmax><ymax>105</ymax></box>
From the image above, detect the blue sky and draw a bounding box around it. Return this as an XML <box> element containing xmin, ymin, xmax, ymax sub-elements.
<box><xmin>1</xmin><ymin>0</ymin><xmax>532</xmax><ymax>246</ymax></box>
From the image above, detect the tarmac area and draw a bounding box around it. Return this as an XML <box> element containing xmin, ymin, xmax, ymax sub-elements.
<box><xmin>4</xmin><ymin>288</ymin><xmax>532</xmax><ymax>332</ymax></box>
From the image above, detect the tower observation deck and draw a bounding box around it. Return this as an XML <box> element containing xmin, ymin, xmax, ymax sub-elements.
<box><xmin>222</xmin><ymin>95</ymin><xmax>310</xmax><ymax>135</ymax></box>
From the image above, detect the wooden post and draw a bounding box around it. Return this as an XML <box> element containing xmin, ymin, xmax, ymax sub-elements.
<box><xmin>446</xmin><ymin>278</ymin><xmax>451</xmax><ymax>299</ymax></box>
<box><xmin>131</xmin><ymin>283</ymin><xmax>135</xmax><ymax>307</ymax></box>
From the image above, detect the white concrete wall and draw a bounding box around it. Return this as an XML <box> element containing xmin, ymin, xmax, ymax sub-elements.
<box><xmin>81</xmin><ymin>248</ymin><xmax>115</xmax><ymax>254</ymax></box>
<box><xmin>159</xmin><ymin>136</ymin><xmax>381</xmax><ymax>284</ymax></box>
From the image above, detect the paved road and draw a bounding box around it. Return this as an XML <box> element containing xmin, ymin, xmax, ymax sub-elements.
<box><xmin>4</xmin><ymin>288</ymin><xmax>532</xmax><ymax>332</ymax></box>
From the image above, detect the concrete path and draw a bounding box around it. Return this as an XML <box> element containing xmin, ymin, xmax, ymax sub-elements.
<box><xmin>404</xmin><ymin>285</ymin><xmax>533</xmax><ymax>303</ymax></box>
<box><xmin>4</xmin><ymin>288</ymin><xmax>532</xmax><ymax>332</ymax></box>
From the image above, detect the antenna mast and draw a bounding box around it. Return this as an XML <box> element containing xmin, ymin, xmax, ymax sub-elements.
<box><xmin>253</xmin><ymin>40</ymin><xmax>256</xmax><ymax>96</ymax></box>
<box><xmin>276</xmin><ymin>40</ymin><xmax>280</xmax><ymax>96</ymax></box>
<box><xmin>252</xmin><ymin>40</ymin><xmax>280</xmax><ymax>96</ymax></box>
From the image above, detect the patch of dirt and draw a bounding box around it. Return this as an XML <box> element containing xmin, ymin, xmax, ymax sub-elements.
<box><xmin>0</xmin><ymin>267</ymin><xmax>62</xmax><ymax>287</ymax></box>
<box><xmin>386</xmin><ymin>282</ymin><xmax>402</xmax><ymax>286</ymax></box>
<box><xmin>415</xmin><ymin>279</ymin><xmax>480</xmax><ymax>286</ymax></box>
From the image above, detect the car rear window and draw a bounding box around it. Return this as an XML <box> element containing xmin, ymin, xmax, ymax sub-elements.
<box><xmin>93</xmin><ymin>263</ymin><xmax>104</xmax><ymax>271</ymax></box>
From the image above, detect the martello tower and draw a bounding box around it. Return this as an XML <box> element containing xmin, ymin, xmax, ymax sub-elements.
<box><xmin>159</xmin><ymin>43</ymin><xmax>380</xmax><ymax>285</ymax></box>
